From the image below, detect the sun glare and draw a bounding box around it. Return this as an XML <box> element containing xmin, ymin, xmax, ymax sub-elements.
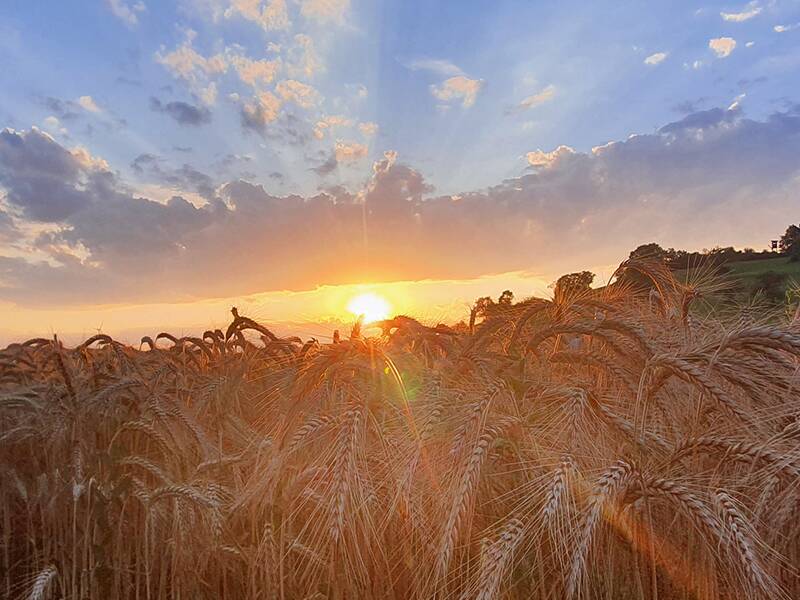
<box><xmin>347</xmin><ymin>292</ymin><xmax>392</xmax><ymax>323</ymax></box>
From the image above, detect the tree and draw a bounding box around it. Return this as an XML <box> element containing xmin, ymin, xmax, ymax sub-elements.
<box><xmin>553</xmin><ymin>271</ymin><xmax>595</xmax><ymax>298</ymax></box>
<box><xmin>780</xmin><ymin>225</ymin><xmax>800</xmax><ymax>261</ymax></box>
<box><xmin>468</xmin><ymin>296</ymin><xmax>494</xmax><ymax>333</ymax></box>
<box><xmin>498</xmin><ymin>290</ymin><xmax>514</xmax><ymax>305</ymax></box>
<box><xmin>628</xmin><ymin>243</ymin><xmax>666</xmax><ymax>262</ymax></box>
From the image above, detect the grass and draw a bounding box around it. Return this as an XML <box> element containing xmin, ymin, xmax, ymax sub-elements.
<box><xmin>1</xmin><ymin>257</ymin><xmax>800</xmax><ymax>599</ymax></box>
<box><xmin>725</xmin><ymin>255</ymin><xmax>800</xmax><ymax>279</ymax></box>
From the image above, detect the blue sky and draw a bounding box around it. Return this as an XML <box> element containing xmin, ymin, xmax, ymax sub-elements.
<box><xmin>1</xmin><ymin>0</ymin><xmax>800</xmax><ymax>337</ymax></box>
<box><xmin>2</xmin><ymin>0</ymin><xmax>798</xmax><ymax>194</ymax></box>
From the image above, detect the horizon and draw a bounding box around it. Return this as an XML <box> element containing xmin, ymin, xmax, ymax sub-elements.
<box><xmin>2</xmin><ymin>0</ymin><xmax>800</xmax><ymax>341</ymax></box>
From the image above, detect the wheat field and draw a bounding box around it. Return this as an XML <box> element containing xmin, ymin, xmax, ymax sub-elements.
<box><xmin>1</xmin><ymin>258</ymin><xmax>799</xmax><ymax>599</ymax></box>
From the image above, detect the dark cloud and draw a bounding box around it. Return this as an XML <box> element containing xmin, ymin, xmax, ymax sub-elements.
<box><xmin>173</xmin><ymin>145</ymin><xmax>193</xmax><ymax>153</ymax></box>
<box><xmin>671</xmin><ymin>98</ymin><xmax>707</xmax><ymax>114</ymax></box>
<box><xmin>658</xmin><ymin>106</ymin><xmax>738</xmax><ymax>134</ymax></box>
<box><xmin>115</xmin><ymin>76</ymin><xmax>142</xmax><ymax>87</ymax></box>
<box><xmin>38</xmin><ymin>96</ymin><xmax>80</xmax><ymax>121</ymax></box>
<box><xmin>0</xmin><ymin>127</ymin><xmax>95</xmax><ymax>220</ymax></box>
<box><xmin>149</xmin><ymin>97</ymin><xmax>212</xmax><ymax>126</ymax></box>
<box><xmin>131</xmin><ymin>153</ymin><xmax>217</xmax><ymax>200</ymax></box>
<box><xmin>0</xmin><ymin>209</ymin><xmax>19</xmax><ymax>244</ymax></box>
<box><xmin>311</xmin><ymin>152</ymin><xmax>338</xmax><ymax>176</ymax></box>
<box><xmin>2</xmin><ymin>104</ymin><xmax>800</xmax><ymax>306</ymax></box>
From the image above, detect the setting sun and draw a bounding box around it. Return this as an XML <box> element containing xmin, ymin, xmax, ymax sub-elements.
<box><xmin>347</xmin><ymin>292</ymin><xmax>392</xmax><ymax>323</ymax></box>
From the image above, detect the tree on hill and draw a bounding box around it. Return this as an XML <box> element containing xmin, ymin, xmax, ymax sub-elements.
<box><xmin>780</xmin><ymin>225</ymin><xmax>800</xmax><ymax>261</ymax></box>
<box><xmin>552</xmin><ymin>271</ymin><xmax>595</xmax><ymax>298</ymax></box>
<box><xmin>628</xmin><ymin>242</ymin><xmax>667</xmax><ymax>261</ymax></box>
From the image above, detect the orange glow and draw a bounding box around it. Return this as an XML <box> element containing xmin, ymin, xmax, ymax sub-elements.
<box><xmin>346</xmin><ymin>292</ymin><xmax>392</xmax><ymax>323</ymax></box>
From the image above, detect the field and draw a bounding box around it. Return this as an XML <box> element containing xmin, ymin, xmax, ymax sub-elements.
<box><xmin>2</xmin><ymin>257</ymin><xmax>800</xmax><ymax>599</ymax></box>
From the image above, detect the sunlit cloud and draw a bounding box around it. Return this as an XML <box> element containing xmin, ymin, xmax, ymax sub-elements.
<box><xmin>517</xmin><ymin>84</ymin><xmax>556</xmax><ymax>109</ymax></box>
<box><xmin>299</xmin><ymin>0</ymin><xmax>350</xmax><ymax>24</ymax></box>
<box><xmin>276</xmin><ymin>79</ymin><xmax>322</xmax><ymax>108</ymax></box>
<box><xmin>334</xmin><ymin>140</ymin><xmax>368</xmax><ymax>163</ymax></box>
<box><xmin>224</xmin><ymin>0</ymin><xmax>290</xmax><ymax>31</ymax></box>
<box><xmin>720</xmin><ymin>2</ymin><xmax>761</xmax><ymax>22</ymax></box>
<box><xmin>430</xmin><ymin>75</ymin><xmax>484</xmax><ymax>108</ymax></box>
<box><xmin>709</xmin><ymin>37</ymin><xmax>737</xmax><ymax>58</ymax></box>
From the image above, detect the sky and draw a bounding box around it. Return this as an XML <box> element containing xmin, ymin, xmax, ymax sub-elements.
<box><xmin>1</xmin><ymin>0</ymin><xmax>800</xmax><ymax>342</ymax></box>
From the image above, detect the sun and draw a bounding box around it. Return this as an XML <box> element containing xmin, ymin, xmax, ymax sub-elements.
<box><xmin>347</xmin><ymin>292</ymin><xmax>392</xmax><ymax>323</ymax></box>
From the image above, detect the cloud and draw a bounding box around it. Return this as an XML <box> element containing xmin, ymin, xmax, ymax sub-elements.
<box><xmin>299</xmin><ymin>0</ymin><xmax>349</xmax><ymax>24</ymax></box>
<box><xmin>228</xmin><ymin>53</ymin><xmax>281</xmax><ymax>87</ymax></box>
<box><xmin>77</xmin><ymin>96</ymin><xmax>102</xmax><ymax>113</ymax></box>
<box><xmin>107</xmin><ymin>0</ymin><xmax>146</xmax><ymax>26</ymax></box>
<box><xmin>276</xmin><ymin>79</ymin><xmax>321</xmax><ymax>108</ymax></box>
<box><xmin>3</xmin><ymin>105</ymin><xmax>800</xmax><ymax>306</ymax></box>
<box><xmin>774</xmin><ymin>23</ymin><xmax>800</xmax><ymax>33</ymax></box>
<box><xmin>430</xmin><ymin>76</ymin><xmax>484</xmax><ymax>108</ymax></box>
<box><xmin>358</xmin><ymin>121</ymin><xmax>378</xmax><ymax>137</ymax></box>
<box><xmin>224</xmin><ymin>0</ymin><xmax>290</xmax><ymax>30</ymax></box>
<box><xmin>155</xmin><ymin>30</ymin><xmax>228</xmax><ymax>104</ymax></box>
<box><xmin>42</xmin><ymin>116</ymin><xmax>68</xmax><ymax>136</ymax></box>
<box><xmin>313</xmin><ymin>115</ymin><xmax>352</xmax><ymax>139</ymax></box>
<box><xmin>720</xmin><ymin>2</ymin><xmax>761</xmax><ymax>21</ymax></box>
<box><xmin>131</xmin><ymin>153</ymin><xmax>217</xmax><ymax>200</ymax></box>
<box><xmin>38</xmin><ymin>97</ymin><xmax>80</xmax><ymax>121</ymax></box>
<box><xmin>517</xmin><ymin>84</ymin><xmax>556</xmax><ymax>109</ymax></box>
<box><xmin>311</xmin><ymin>152</ymin><xmax>338</xmax><ymax>176</ymax></box>
<box><xmin>334</xmin><ymin>140</ymin><xmax>368</xmax><ymax>163</ymax></box>
<box><xmin>0</xmin><ymin>127</ymin><xmax>99</xmax><ymax>221</ymax></box>
<box><xmin>287</xmin><ymin>34</ymin><xmax>322</xmax><ymax>79</ymax></box>
<box><xmin>526</xmin><ymin>145</ymin><xmax>575</xmax><ymax>168</ymax></box>
<box><xmin>644</xmin><ymin>52</ymin><xmax>668</xmax><ymax>66</ymax></box>
<box><xmin>240</xmin><ymin>91</ymin><xmax>282</xmax><ymax>133</ymax></box>
<box><xmin>404</xmin><ymin>58</ymin><xmax>464</xmax><ymax>77</ymax></box>
<box><xmin>149</xmin><ymin>97</ymin><xmax>212</xmax><ymax>126</ymax></box>
<box><xmin>709</xmin><ymin>37</ymin><xmax>737</xmax><ymax>58</ymax></box>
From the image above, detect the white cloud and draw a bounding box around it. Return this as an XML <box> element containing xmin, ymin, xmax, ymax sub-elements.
<box><xmin>720</xmin><ymin>2</ymin><xmax>761</xmax><ymax>22</ymax></box>
<box><xmin>745</xmin><ymin>41</ymin><xmax>755</xmax><ymax>47</ymax></box>
<box><xmin>644</xmin><ymin>52</ymin><xmax>668</xmax><ymax>66</ymax></box>
<box><xmin>430</xmin><ymin>76</ymin><xmax>484</xmax><ymax>108</ymax></box>
<box><xmin>774</xmin><ymin>23</ymin><xmax>800</xmax><ymax>33</ymax></box>
<box><xmin>107</xmin><ymin>0</ymin><xmax>146</xmax><ymax>27</ymax></box>
<box><xmin>224</xmin><ymin>0</ymin><xmax>290</xmax><ymax>31</ymax></box>
<box><xmin>518</xmin><ymin>84</ymin><xmax>556</xmax><ymax>109</ymax></box>
<box><xmin>42</xmin><ymin>116</ymin><xmax>67</xmax><ymax>135</ymax></box>
<box><xmin>77</xmin><ymin>96</ymin><xmax>101</xmax><ymax>113</ymax></box>
<box><xmin>275</xmin><ymin>79</ymin><xmax>321</xmax><ymax>109</ymax></box>
<box><xmin>334</xmin><ymin>140</ymin><xmax>368</xmax><ymax>163</ymax></box>
<box><xmin>299</xmin><ymin>0</ymin><xmax>349</xmax><ymax>24</ymax></box>
<box><xmin>709</xmin><ymin>37</ymin><xmax>737</xmax><ymax>58</ymax></box>
<box><xmin>405</xmin><ymin>58</ymin><xmax>464</xmax><ymax>77</ymax></box>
